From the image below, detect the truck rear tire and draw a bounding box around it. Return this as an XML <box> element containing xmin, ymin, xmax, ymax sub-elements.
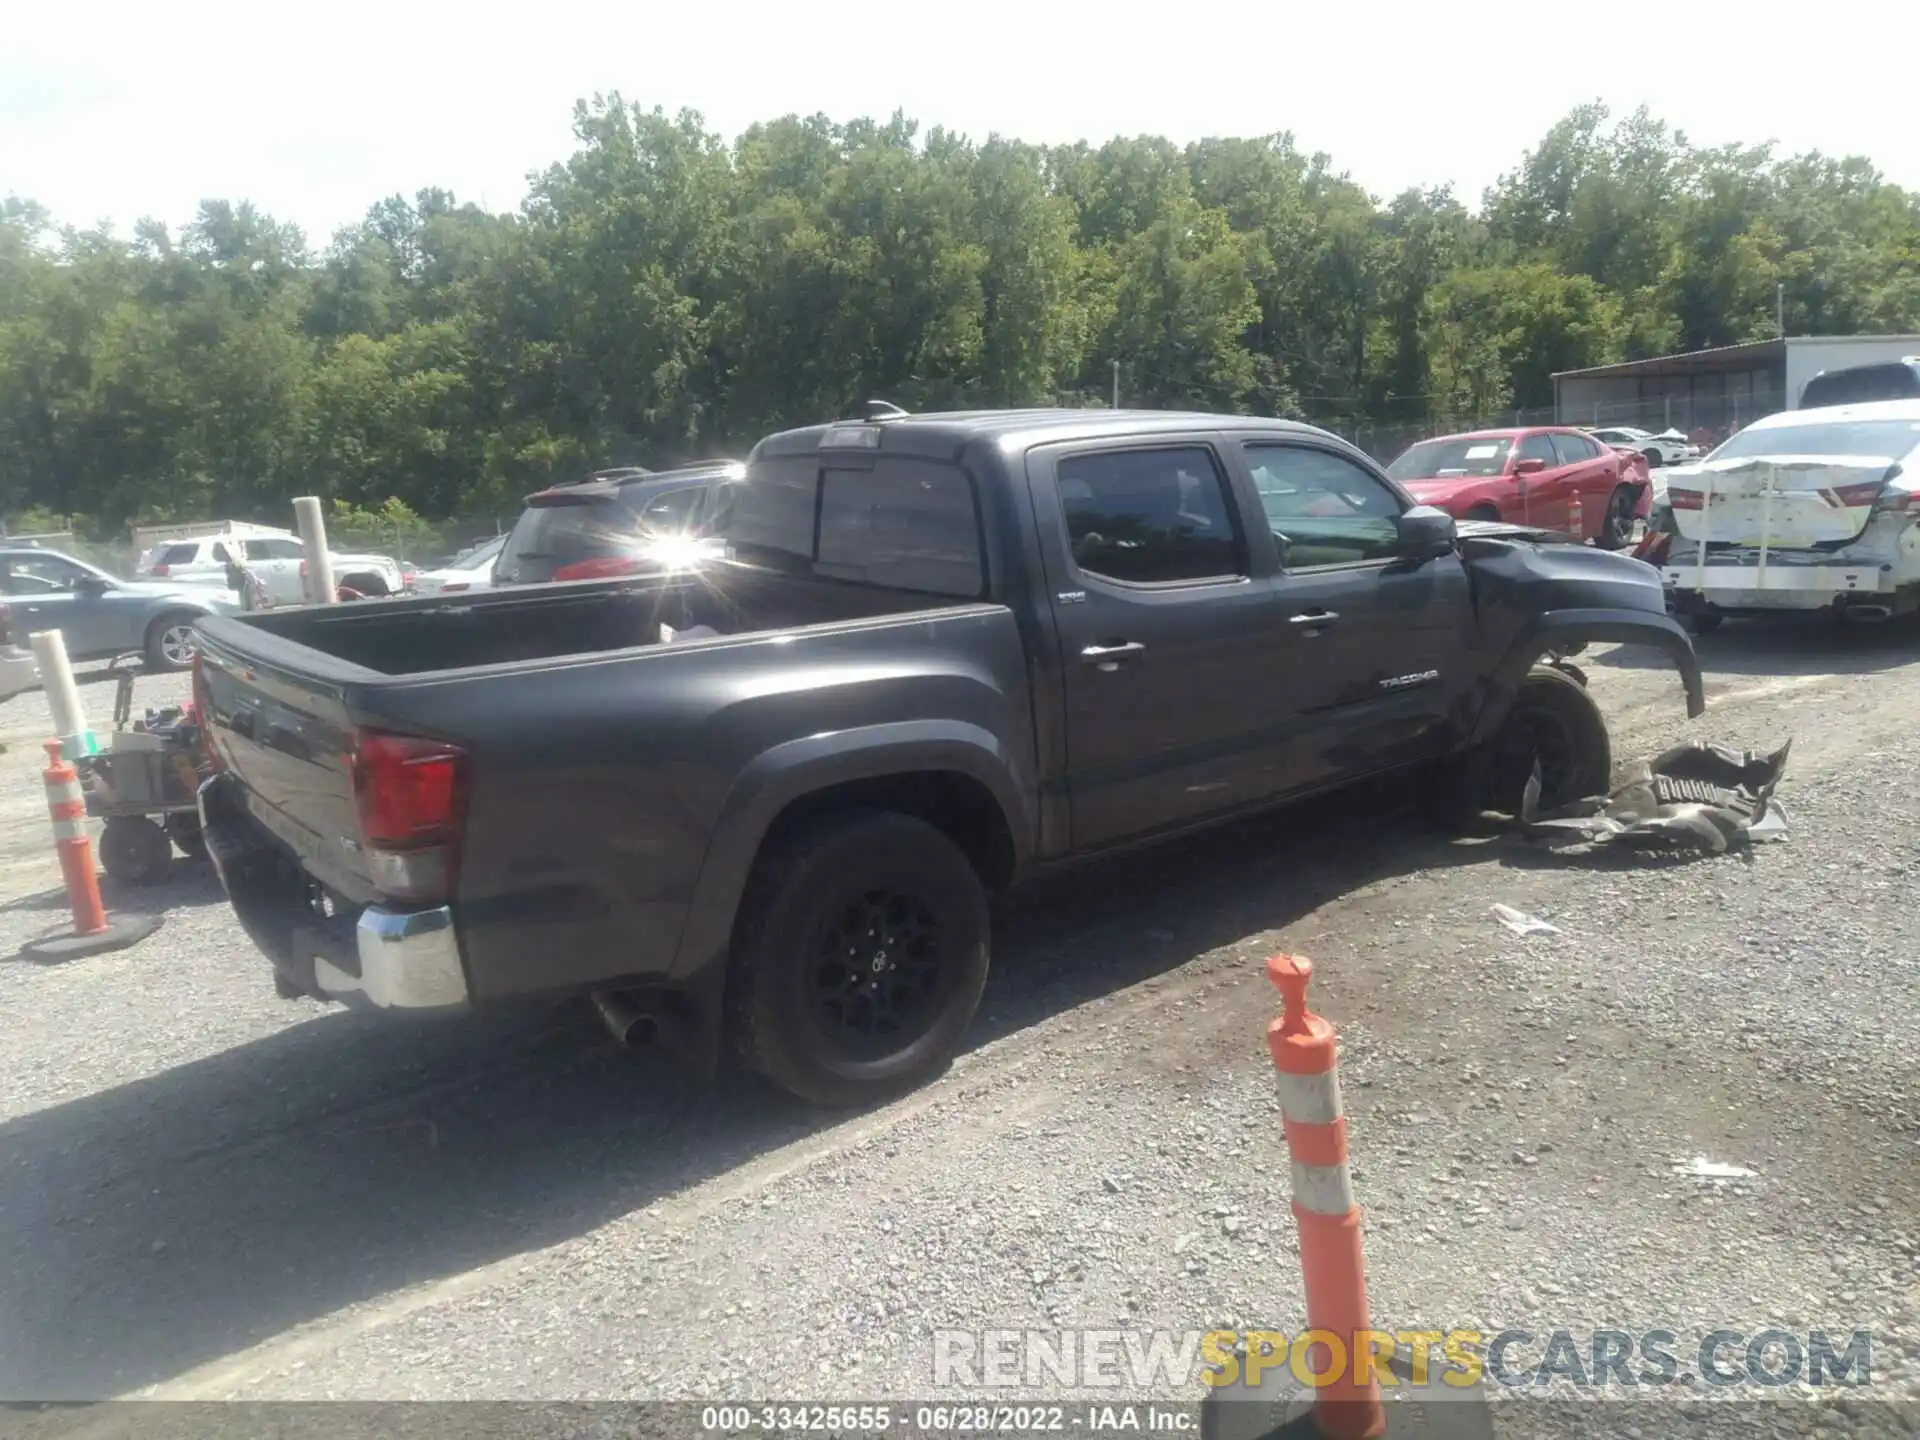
<box><xmin>732</xmin><ymin>811</ymin><xmax>990</xmax><ymax>1108</ymax></box>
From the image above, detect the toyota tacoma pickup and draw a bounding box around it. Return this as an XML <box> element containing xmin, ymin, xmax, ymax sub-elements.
<box><xmin>193</xmin><ymin>409</ymin><xmax>1704</xmax><ymax>1106</ymax></box>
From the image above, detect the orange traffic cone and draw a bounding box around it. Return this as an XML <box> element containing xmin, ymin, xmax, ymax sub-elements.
<box><xmin>1201</xmin><ymin>956</ymin><xmax>1492</xmax><ymax>1440</ymax></box>
<box><xmin>18</xmin><ymin>740</ymin><xmax>163</xmax><ymax>962</ymax></box>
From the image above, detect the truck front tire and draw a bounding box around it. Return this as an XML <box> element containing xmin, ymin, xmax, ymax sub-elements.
<box><xmin>1423</xmin><ymin>665</ymin><xmax>1613</xmax><ymax>827</ymax></box>
<box><xmin>732</xmin><ymin>811</ymin><xmax>991</xmax><ymax>1108</ymax></box>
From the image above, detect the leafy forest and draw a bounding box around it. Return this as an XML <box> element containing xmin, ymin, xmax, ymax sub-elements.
<box><xmin>3</xmin><ymin>97</ymin><xmax>1919</xmax><ymax>537</ymax></box>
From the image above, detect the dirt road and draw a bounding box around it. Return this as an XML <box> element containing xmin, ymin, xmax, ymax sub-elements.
<box><xmin>1</xmin><ymin>630</ymin><xmax>1914</xmax><ymax>1430</ymax></box>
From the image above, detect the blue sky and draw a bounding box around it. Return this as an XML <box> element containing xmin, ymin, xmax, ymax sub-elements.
<box><xmin>6</xmin><ymin>0</ymin><xmax>1916</xmax><ymax>246</ymax></box>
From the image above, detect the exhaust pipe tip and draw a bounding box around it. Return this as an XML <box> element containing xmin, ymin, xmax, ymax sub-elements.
<box><xmin>592</xmin><ymin>990</ymin><xmax>660</xmax><ymax>1048</ymax></box>
<box><xmin>1846</xmin><ymin>604</ymin><xmax>1893</xmax><ymax>623</ymax></box>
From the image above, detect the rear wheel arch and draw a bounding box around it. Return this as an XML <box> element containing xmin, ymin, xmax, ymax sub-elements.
<box><xmin>337</xmin><ymin>571</ymin><xmax>390</xmax><ymax>597</ymax></box>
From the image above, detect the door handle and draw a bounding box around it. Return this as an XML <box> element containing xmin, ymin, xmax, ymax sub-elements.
<box><xmin>1289</xmin><ymin>610</ymin><xmax>1339</xmax><ymax>627</ymax></box>
<box><xmin>1079</xmin><ymin>641</ymin><xmax>1145</xmax><ymax>671</ymax></box>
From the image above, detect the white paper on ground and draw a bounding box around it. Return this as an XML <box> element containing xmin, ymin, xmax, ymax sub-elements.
<box><xmin>1491</xmin><ymin>903</ymin><xmax>1559</xmax><ymax>936</ymax></box>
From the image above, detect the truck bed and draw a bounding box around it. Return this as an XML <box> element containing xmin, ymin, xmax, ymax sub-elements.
<box><xmin>192</xmin><ymin>564</ymin><xmax>1031</xmax><ymax>1005</ymax></box>
<box><xmin>227</xmin><ymin>563</ymin><xmax>960</xmax><ymax>677</ymax></box>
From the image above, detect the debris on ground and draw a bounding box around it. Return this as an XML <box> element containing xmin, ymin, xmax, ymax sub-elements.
<box><xmin>1519</xmin><ymin>739</ymin><xmax>1792</xmax><ymax>856</ymax></box>
<box><xmin>1673</xmin><ymin>1156</ymin><xmax>1759</xmax><ymax>1182</ymax></box>
<box><xmin>1491</xmin><ymin>903</ymin><xmax>1559</xmax><ymax>936</ymax></box>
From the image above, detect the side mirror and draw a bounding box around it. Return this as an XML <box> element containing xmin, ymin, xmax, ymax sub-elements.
<box><xmin>1513</xmin><ymin>457</ymin><xmax>1547</xmax><ymax>476</ymax></box>
<box><xmin>74</xmin><ymin>575</ymin><xmax>111</xmax><ymax>596</ymax></box>
<box><xmin>1396</xmin><ymin>505</ymin><xmax>1457</xmax><ymax>559</ymax></box>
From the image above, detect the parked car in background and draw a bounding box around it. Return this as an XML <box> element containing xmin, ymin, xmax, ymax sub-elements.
<box><xmin>1649</xmin><ymin>399</ymin><xmax>1920</xmax><ymax>631</ymax></box>
<box><xmin>234</xmin><ymin>538</ymin><xmax>406</xmax><ymax>606</ymax></box>
<box><xmin>1385</xmin><ymin>427</ymin><xmax>1648</xmax><ymax>549</ymax></box>
<box><xmin>136</xmin><ymin>523</ymin><xmax>298</xmax><ymax>586</ymax></box>
<box><xmin>0</xmin><ymin>601</ymin><xmax>36</xmax><ymax>704</ymax></box>
<box><xmin>142</xmin><ymin>529</ymin><xmax>404</xmax><ymax>605</ymax></box>
<box><xmin>411</xmin><ymin>535</ymin><xmax>507</xmax><ymax>596</ymax></box>
<box><xmin>1587</xmin><ymin>426</ymin><xmax>1703</xmax><ymax>467</ymax></box>
<box><xmin>0</xmin><ymin>546</ymin><xmax>237</xmax><ymax>668</ymax></box>
<box><xmin>1797</xmin><ymin>357</ymin><xmax>1920</xmax><ymax>410</ymax></box>
<box><xmin>493</xmin><ymin>461</ymin><xmax>746</xmax><ymax>586</ymax></box>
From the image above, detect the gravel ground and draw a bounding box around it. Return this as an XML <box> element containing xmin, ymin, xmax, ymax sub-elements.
<box><xmin>1</xmin><ymin>627</ymin><xmax>1916</xmax><ymax>1437</ymax></box>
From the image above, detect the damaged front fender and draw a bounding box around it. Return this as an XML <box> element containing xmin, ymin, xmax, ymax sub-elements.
<box><xmin>1473</xmin><ymin>607</ymin><xmax>1706</xmax><ymax>746</ymax></box>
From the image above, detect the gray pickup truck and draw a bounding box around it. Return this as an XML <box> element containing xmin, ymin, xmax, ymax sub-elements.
<box><xmin>194</xmin><ymin>408</ymin><xmax>1704</xmax><ymax>1105</ymax></box>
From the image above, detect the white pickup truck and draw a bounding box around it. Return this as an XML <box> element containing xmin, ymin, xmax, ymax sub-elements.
<box><xmin>142</xmin><ymin>530</ymin><xmax>406</xmax><ymax>605</ymax></box>
<box><xmin>1657</xmin><ymin>400</ymin><xmax>1920</xmax><ymax>630</ymax></box>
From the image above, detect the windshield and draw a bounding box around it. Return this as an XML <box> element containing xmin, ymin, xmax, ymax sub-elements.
<box><xmin>1387</xmin><ymin>437</ymin><xmax>1513</xmax><ymax>481</ymax></box>
<box><xmin>1707</xmin><ymin>419</ymin><xmax>1920</xmax><ymax>462</ymax></box>
<box><xmin>495</xmin><ymin>481</ymin><xmax>712</xmax><ymax>584</ymax></box>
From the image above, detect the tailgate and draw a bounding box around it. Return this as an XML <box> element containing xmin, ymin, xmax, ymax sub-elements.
<box><xmin>1666</xmin><ymin>454</ymin><xmax>1897</xmax><ymax>546</ymax></box>
<box><xmin>194</xmin><ymin>626</ymin><xmax>376</xmax><ymax>899</ymax></box>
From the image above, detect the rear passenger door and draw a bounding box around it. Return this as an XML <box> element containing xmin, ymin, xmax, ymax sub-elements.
<box><xmin>1550</xmin><ymin>431</ymin><xmax>1615</xmax><ymax>540</ymax></box>
<box><xmin>1029</xmin><ymin>439</ymin><xmax>1289</xmax><ymax>849</ymax></box>
<box><xmin>1512</xmin><ymin>432</ymin><xmax>1573</xmax><ymax>530</ymax></box>
<box><xmin>1235</xmin><ymin>440</ymin><xmax>1476</xmax><ymax>784</ymax></box>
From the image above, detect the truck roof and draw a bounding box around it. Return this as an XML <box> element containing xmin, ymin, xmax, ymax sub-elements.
<box><xmin>751</xmin><ymin>408</ymin><xmax>1343</xmax><ymax>463</ymax></box>
<box><xmin>527</xmin><ymin>458</ymin><xmax>745</xmax><ymax>504</ymax></box>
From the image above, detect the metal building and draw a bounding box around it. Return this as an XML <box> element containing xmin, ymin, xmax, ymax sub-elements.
<box><xmin>1552</xmin><ymin>334</ymin><xmax>1920</xmax><ymax>443</ymax></box>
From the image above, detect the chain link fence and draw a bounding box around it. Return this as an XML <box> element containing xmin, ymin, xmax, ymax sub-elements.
<box><xmin>1324</xmin><ymin>390</ymin><xmax>1786</xmax><ymax>465</ymax></box>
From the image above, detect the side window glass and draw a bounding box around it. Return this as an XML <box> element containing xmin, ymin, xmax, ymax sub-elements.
<box><xmin>212</xmin><ymin>543</ymin><xmax>232</xmax><ymax>564</ymax></box>
<box><xmin>1244</xmin><ymin>445</ymin><xmax>1403</xmax><ymax>569</ymax></box>
<box><xmin>1056</xmin><ymin>447</ymin><xmax>1242</xmax><ymax>585</ymax></box>
<box><xmin>1517</xmin><ymin>434</ymin><xmax>1560</xmax><ymax>468</ymax></box>
<box><xmin>1550</xmin><ymin>433</ymin><xmax>1591</xmax><ymax>467</ymax></box>
<box><xmin>818</xmin><ymin>461</ymin><xmax>984</xmax><ymax>598</ymax></box>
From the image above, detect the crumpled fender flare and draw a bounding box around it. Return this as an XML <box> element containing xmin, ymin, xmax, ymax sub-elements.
<box><xmin>1471</xmin><ymin>607</ymin><xmax>1706</xmax><ymax>746</ymax></box>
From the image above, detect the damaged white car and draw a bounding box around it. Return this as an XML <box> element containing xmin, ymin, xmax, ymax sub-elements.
<box><xmin>1648</xmin><ymin>400</ymin><xmax>1920</xmax><ymax>632</ymax></box>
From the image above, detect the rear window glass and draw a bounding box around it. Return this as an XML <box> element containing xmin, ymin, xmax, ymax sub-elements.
<box><xmin>158</xmin><ymin>543</ymin><xmax>199</xmax><ymax>564</ymax></box>
<box><xmin>243</xmin><ymin>538</ymin><xmax>304</xmax><ymax>561</ymax></box>
<box><xmin>1710</xmin><ymin>419</ymin><xmax>1920</xmax><ymax>462</ymax></box>
<box><xmin>496</xmin><ymin>481</ymin><xmax>712</xmax><ymax>584</ymax></box>
<box><xmin>1801</xmin><ymin>364</ymin><xmax>1920</xmax><ymax>408</ymax></box>
<box><xmin>724</xmin><ymin>455</ymin><xmax>985</xmax><ymax>598</ymax></box>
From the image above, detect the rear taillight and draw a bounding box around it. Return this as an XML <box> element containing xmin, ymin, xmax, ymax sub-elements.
<box><xmin>441</xmin><ymin>582</ymin><xmax>470</xmax><ymax>593</ymax></box>
<box><xmin>1830</xmin><ymin>481</ymin><xmax>1886</xmax><ymax>507</ymax></box>
<box><xmin>1669</xmin><ymin>489</ymin><xmax>1704</xmax><ymax>511</ymax></box>
<box><xmin>349</xmin><ymin>731</ymin><xmax>467</xmax><ymax>902</ymax></box>
<box><xmin>552</xmin><ymin>556</ymin><xmax>644</xmax><ymax>581</ymax></box>
<box><xmin>152</xmin><ymin>563</ymin><xmax>170</xmax><ymax>576</ymax></box>
<box><xmin>190</xmin><ymin>653</ymin><xmax>220</xmax><ymax>771</ymax></box>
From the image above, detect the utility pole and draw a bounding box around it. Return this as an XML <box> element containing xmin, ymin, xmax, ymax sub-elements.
<box><xmin>1777</xmin><ymin>283</ymin><xmax>1785</xmax><ymax>338</ymax></box>
<box><xmin>1111</xmin><ymin>360</ymin><xmax>1120</xmax><ymax>411</ymax></box>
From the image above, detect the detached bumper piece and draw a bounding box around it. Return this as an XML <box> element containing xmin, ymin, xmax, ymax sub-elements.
<box><xmin>198</xmin><ymin>773</ymin><xmax>470</xmax><ymax>1008</ymax></box>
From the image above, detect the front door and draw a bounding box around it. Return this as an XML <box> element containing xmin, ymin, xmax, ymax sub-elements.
<box><xmin>1235</xmin><ymin>440</ymin><xmax>1476</xmax><ymax>785</ymax></box>
<box><xmin>1031</xmin><ymin>439</ymin><xmax>1287</xmax><ymax>850</ymax></box>
<box><xmin>0</xmin><ymin>553</ymin><xmax>123</xmax><ymax>659</ymax></box>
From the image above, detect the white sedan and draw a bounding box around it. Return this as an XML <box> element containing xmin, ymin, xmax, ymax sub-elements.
<box><xmin>410</xmin><ymin>534</ymin><xmax>507</xmax><ymax>596</ymax></box>
<box><xmin>1656</xmin><ymin>399</ymin><xmax>1920</xmax><ymax>629</ymax></box>
<box><xmin>1589</xmin><ymin>426</ymin><xmax>1702</xmax><ymax>467</ymax></box>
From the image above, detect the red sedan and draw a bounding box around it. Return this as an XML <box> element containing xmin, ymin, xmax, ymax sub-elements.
<box><xmin>1385</xmin><ymin>427</ymin><xmax>1649</xmax><ymax>550</ymax></box>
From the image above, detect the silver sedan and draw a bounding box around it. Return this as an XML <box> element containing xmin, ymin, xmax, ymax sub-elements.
<box><xmin>0</xmin><ymin>546</ymin><xmax>239</xmax><ymax>671</ymax></box>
